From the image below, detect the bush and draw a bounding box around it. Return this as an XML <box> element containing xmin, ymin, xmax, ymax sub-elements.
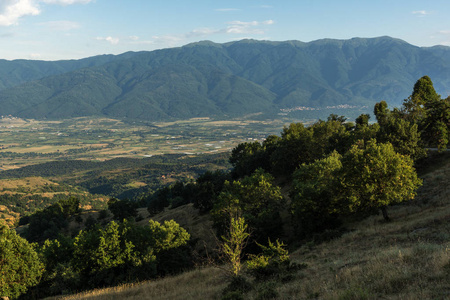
<box><xmin>247</xmin><ymin>239</ymin><xmax>289</xmax><ymax>280</ymax></box>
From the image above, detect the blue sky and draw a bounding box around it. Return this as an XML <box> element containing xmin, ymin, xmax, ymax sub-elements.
<box><xmin>1</xmin><ymin>0</ymin><xmax>450</xmax><ymax>60</ymax></box>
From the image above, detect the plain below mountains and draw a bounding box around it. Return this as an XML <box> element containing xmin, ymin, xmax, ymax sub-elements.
<box><xmin>1</xmin><ymin>36</ymin><xmax>450</xmax><ymax>121</ymax></box>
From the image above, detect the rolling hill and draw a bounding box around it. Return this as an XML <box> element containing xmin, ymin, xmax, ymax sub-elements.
<box><xmin>1</xmin><ymin>36</ymin><xmax>450</xmax><ymax>121</ymax></box>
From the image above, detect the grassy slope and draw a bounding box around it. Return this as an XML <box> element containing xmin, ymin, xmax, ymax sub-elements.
<box><xmin>48</xmin><ymin>152</ymin><xmax>450</xmax><ymax>300</ymax></box>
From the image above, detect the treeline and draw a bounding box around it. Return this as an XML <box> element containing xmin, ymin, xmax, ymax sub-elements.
<box><xmin>0</xmin><ymin>192</ymin><xmax>103</xmax><ymax>216</ymax></box>
<box><xmin>142</xmin><ymin>76</ymin><xmax>448</xmax><ymax>242</ymax></box>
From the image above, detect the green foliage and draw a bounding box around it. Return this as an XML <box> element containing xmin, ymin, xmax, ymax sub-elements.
<box><xmin>230</xmin><ymin>142</ymin><xmax>266</xmax><ymax>178</ymax></box>
<box><xmin>291</xmin><ymin>137</ymin><xmax>422</xmax><ymax>229</ymax></box>
<box><xmin>26</xmin><ymin>197</ymin><xmax>80</xmax><ymax>242</ymax></box>
<box><xmin>246</xmin><ymin>239</ymin><xmax>290</xmax><ymax>281</ymax></box>
<box><xmin>340</xmin><ymin>139</ymin><xmax>422</xmax><ymax>220</ymax></box>
<box><xmin>71</xmin><ymin>218</ymin><xmax>190</xmax><ymax>288</ymax></box>
<box><xmin>271</xmin><ymin>122</ymin><xmax>314</xmax><ymax>175</ymax></box>
<box><xmin>355</xmin><ymin>114</ymin><xmax>370</xmax><ymax>127</ymax></box>
<box><xmin>2</xmin><ymin>38</ymin><xmax>450</xmax><ymax>122</ymax></box>
<box><xmin>194</xmin><ymin>170</ymin><xmax>230</xmax><ymax>213</ymax></box>
<box><xmin>290</xmin><ymin>151</ymin><xmax>343</xmax><ymax>234</ymax></box>
<box><xmin>269</xmin><ymin>119</ymin><xmax>353</xmax><ymax>176</ymax></box>
<box><xmin>108</xmin><ymin>198</ymin><xmax>138</xmax><ymax>221</ymax></box>
<box><xmin>221</xmin><ymin>217</ymin><xmax>250</xmax><ymax>276</ymax></box>
<box><xmin>374</xmin><ymin>100</ymin><xmax>427</xmax><ymax>161</ymax></box>
<box><xmin>0</xmin><ymin>222</ymin><xmax>44</xmax><ymax>299</ymax></box>
<box><xmin>212</xmin><ymin>169</ymin><xmax>285</xmax><ymax>243</ymax></box>
<box><xmin>147</xmin><ymin>219</ymin><xmax>191</xmax><ymax>252</ymax></box>
<box><xmin>401</xmin><ymin>76</ymin><xmax>450</xmax><ymax>150</ymax></box>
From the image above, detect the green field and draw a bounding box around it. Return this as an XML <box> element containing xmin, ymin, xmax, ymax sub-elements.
<box><xmin>0</xmin><ymin>116</ymin><xmax>293</xmax><ymax>170</ymax></box>
<box><xmin>0</xmin><ymin>107</ymin><xmax>371</xmax><ymax>170</ymax></box>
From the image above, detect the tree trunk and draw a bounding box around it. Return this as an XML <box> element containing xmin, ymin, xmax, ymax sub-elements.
<box><xmin>380</xmin><ymin>206</ymin><xmax>390</xmax><ymax>221</ymax></box>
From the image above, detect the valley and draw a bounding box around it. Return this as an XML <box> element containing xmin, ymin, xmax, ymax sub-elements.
<box><xmin>0</xmin><ymin>116</ymin><xmax>287</xmax><ymax>170</ymax></box>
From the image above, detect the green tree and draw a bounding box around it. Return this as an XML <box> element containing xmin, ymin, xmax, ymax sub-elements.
<box><xmin>229</xmin><ymin>141</ymin><xmax>265</xmax><ymax>178</ymax></box>
<box><xmin>108</xmin><ymin>198</ymin><xmax>138</xmax><ymax>221</ymax></box>
<box><xmin>271</xmin><ymin>119</ymin><xmax>348</xmax><ymax>175</ymax></box>
<box><xmin>193</xmin><ymin>170</ymin><xmax>230</xmax><ymax>213</ymax></box>
<box><xmin>402</xmin><ymin>75</ymin><xmax>441</xmax><ymax>122</ymax></box>
<box><xmin>212</xmin><ymin>169</ymin><xmax>285</xmax><ymax>244</ymax></box>
<box><xmin>340</xmin><ymin>139</ymin><xmax>422</xmax><ymax>220</ymax></box>
<box><xmin>355</xmin><ymin>114</ymin><xmax>370</xmax><ymax>127</ymax></box>
<box><xmin>220</xmin><ymin>216</ymin><xmax>250</xmax><ymax>276</ymax></box>
<box><xmin>72</xmin><ymin>221</ymin><xmax>136</xmax><ymax>279</ymax></box>
<box><xmin>290</xmin><ymin>151</ymin><xmax>343</xmax><ymax>234</ymax></box>
<box><xmin>26</xmin><ymin>197</ymin><xmax>81</xmax><ymax>242</ymax></box>
<box><xmin>374</xmin><ymin>101</ymin><xmax>426</xmax><ymax>161</ymax></box>
<box><xmin>270</xmin><ymin>122</ymin><xmax>314</xmax><ymax>175</ymax></box>
<box><xmin>401</xmin><ymin>76</ymin><xmax>450</xmax><ymax>150</ymax></box>
<box><xmin>71</xmin><ymin>218</ymin><xmax>190</xmax><ymax>287</ymax></box>
<box><xmin>146</xmin><ymin>219</ymin><xmax>191</xmax><ymax>253</ymax></box>
<box><xmin>246</xmin><ymin>239</ymin><xmax>290</xmax><ymax>280</ymax></box>
<box><xmin>0</xmin><ymin>222</ymin><xmax>44</xmax><ymax>299</ymax></box>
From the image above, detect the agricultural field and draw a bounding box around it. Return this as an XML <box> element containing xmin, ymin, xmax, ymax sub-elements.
<box><xmin>0</xmin><ymin>115</ymin><xmax>303</xmax><ymax>170</ymax></box>
<box><xmin>0</xmin><ymin>106</ymin><xmax>370</xmax><ymax>170</ymax></box>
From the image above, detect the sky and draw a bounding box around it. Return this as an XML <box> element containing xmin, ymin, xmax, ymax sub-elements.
<box><xmin>1</xmin><ymin>0</ymin><xmax>450</xmax><ymax>61</ymax></box>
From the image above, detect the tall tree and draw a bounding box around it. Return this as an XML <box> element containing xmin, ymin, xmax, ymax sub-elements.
<box><xmin>0</xmin><ymin>222</ymin><xmax>44</xmax><ymax>299</ymax></box>
<box><xmin>374</xmin><ymin>100</ymin><xmax>426</xmax><ymax>161</ymax></box>
<box><xmin>401</xmin><ymin>76</ymin><xmax>449</xmax><ymax>150</ymax></box>
<box><xmin>340</xmin><ymin>139</ymin><xmax>422</xmax><ymax>220</ymax></box>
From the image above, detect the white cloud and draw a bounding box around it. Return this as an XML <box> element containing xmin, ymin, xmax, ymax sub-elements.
<box><xmin>0</xmin><ymin>0</ymin><xmax>92</xmax><ymax>26</ymax></box>
<box><xmin>96</xmin><ymin>36</ymin><xmax>119</xmax><ymax>45</ymax></box>
<box><xmin>0</xmin><ymin>0</ymin><xmax>40</xmax><ymax>26</ymax></box>
<box><xmin>226</xmin><ymin>19</ymin><xmax>274</xmax><ymax>35</ymax></box>
<box><xmin>187</xmin><ymin>27</ymin><xmax>219</xmax><ymax>37</ymax></box>
<box><xmin>39</xmin><ymin>20</ymin><xmax>80</xmax><ymax>30</ymax></box>
<box><xmin>412</xmin><ymin>10</ymin><xmax>431</xmax><ymax>15</ymax></box>
<box><xmin>438</xmin><ymin>30</ymin><xmax>450</xmax><ymax>35</ymax></box>
<box><xmin>134</xmin><ymin>19</ymin><xmax>275</xmax><ymax>49</ymax></box>
<box><xmin>40</xmin><ymin>0</ymin><xmax>92</xmax><ymax>5</ymax></box>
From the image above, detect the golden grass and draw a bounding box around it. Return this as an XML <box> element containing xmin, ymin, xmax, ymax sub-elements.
<box><xmin>0</xmin><ymin>177</ymin><xmax>57</xmax><ymax>190</ymax></box>
<box><xmin>49</xmin><ymin>268</ymin><xmax>226</xmax><ymax>300</ymax></box>
<box><xmin>0</xmin><ymin>145</ymin><xmax>82</xmax><ymax>153</ymax></box>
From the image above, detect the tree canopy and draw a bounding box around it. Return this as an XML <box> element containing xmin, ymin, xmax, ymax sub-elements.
<box><xmin>0</xmin><ymin>222</ymin><xmax>44</xmax><ymax>299</ymax></box>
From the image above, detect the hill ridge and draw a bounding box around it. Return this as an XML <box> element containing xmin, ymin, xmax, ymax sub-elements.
<box><xmin>1</xmin><ymin>36</ymin><xmax>450</xmax><ymax>121</ymax></box>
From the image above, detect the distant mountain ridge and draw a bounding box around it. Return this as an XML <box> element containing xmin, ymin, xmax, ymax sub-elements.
<box><xmin>1</xmin><ymin>36</ymin><xmax>450</xmax><ymax>121</ymax></box>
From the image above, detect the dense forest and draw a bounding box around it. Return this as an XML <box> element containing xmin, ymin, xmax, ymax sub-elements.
<box><xmin>1</xmin><ymin>76</ymin><xmax>449</xmax><ymax>299</ymax></box>
<box><xmin>2</xmin><ymin>37</ymin><xmax>450</xmax><ymax>121</ymax></box>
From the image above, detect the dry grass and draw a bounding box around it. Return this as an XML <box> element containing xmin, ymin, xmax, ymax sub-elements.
<box><xmin>46</xmin><ymin>152</ymin><xmax>450</xmax><ymax>300</ymax></box>
<box><xmin>0</xmin><ymin>177</ymin><xmax>57</xmax><ymax>190</ymax></box>
<box><xmin>48</xmin><ymin>268</ymin><xmax>227</xmax><ymax>300</ymax></box>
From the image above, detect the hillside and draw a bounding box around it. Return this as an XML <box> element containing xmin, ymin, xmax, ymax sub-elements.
<box><xmin>1</xmin><ymin>37</ymin><xmax>450</xmax><ymax>121</ymax></box>
<box><xmin>49</xmin><ymin>151</ymin><xmax>450</xmax><ymax>300</ymax></box>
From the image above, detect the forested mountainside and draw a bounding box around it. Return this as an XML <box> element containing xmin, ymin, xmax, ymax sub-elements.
<box><xmin>1</xmin><ymin>36</ymin><xmax>450</xmax><ymax>121</ymax></box>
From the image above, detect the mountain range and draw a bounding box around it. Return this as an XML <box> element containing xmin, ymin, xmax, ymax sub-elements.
<box><xmin>1</xmin><ymin>36</ymin><xmax>450</xmax><ymax>121</ymax></box>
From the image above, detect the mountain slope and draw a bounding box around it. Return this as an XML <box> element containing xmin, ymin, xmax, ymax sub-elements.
<box><xmin>1</xmin><ymin>37</ymin><xmax>450</xmax><ymax>121</ymax></box>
